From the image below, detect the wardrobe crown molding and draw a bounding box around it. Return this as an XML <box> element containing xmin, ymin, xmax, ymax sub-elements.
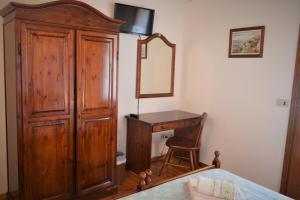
<box><xmin>0</xmin><ymin>0</ymin><xmax>125</xmax><ymax>31</ymax></box>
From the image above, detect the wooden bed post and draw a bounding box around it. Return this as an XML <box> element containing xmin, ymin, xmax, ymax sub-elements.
<box><xmin>136</xmin><ymin>151</ymin><xmax>221</xmax><ymax>192</ymax></box>
<box><xmin>137</xmin><ymin>169</ymin><xmax>152</xmax><ymax>191</ymax></box>
<box><xmin>145</xmin><ymin>169</ymin><xmax>152</xmax><ymax>184</ymax></box>
<box><xmin>137</xmin><ymin>172</ymin><xmax>147</xmax><ymax>191</ymax></box>
<box><xmin>212</xmin><ymin>151</ymin><xmax>221</xmax><ymax>168</ymax></box>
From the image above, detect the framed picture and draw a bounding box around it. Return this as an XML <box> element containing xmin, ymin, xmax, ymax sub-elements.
<box><xmin>228</xmin><ymin>26</ymin><xmax>265</xmax><ymax>58</ymax></box>
<box><xmin>141</xmin><ymin>43</ymin><xmax>147</xmax><ymax>59</ymax></box>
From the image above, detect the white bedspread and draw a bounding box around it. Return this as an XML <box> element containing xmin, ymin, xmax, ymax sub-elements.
<box><xmin>120</xmin><ymin>169</ymin><xmax>292</xmax><ymax>200</ymax></box>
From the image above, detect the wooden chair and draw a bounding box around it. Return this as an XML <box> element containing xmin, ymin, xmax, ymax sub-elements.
<box><xmin>159</xmin><ymin>112</ymin><xmax>208</xmax><ymax>176</ymax></box>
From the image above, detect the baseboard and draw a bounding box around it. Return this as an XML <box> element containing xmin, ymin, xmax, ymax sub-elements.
<box><xmin>117</xmin><ymin>162</ymin><xmax>126</xmax><ymax>184</ymax></box>
<box><xmin>0</xmin><ymin>193</ymin><xmax>8</xmax><ymax>200</ymax></box>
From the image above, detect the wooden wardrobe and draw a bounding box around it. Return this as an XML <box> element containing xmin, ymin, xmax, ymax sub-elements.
<box><xmin>1</xmin><ymin>1</ymin><xmax>122</xmax><ymax>199</ymax></box>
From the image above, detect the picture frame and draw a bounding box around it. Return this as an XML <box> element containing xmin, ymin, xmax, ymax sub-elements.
<box><xmin>228</xmin><ymin>26</ymin><xmax>265</xmax><ymax>58</ymax></box>
<box><xmin>141</xmin><ymin>43</ymin><xmax>147</xmax><ymax>59</ymax></box>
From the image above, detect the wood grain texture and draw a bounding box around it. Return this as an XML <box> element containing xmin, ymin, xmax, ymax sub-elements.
<box><xmin>160</xmin><ymin>113</ymin><xmax>207</xmax><ymax>176</ymax></box>
<box><xmin>126</xmin><ymin>118</ymin><xmax>152</xmax><ymax>172</ymax></box>
<box><xmin>76</xmin><ymin>30</ymin><xmax>118</xmax><ymax>196</ymax></box>
<box><xmin>21</xmin><ymin>23</ymin><xmax>75</xmax><ymax>200</ymax></box>
<box><xmin>0</xmin><ymin>193</ymin><xmax>7</xmax><ymax>200</ymax></box>
<box><xmin>281</xmin><ymin>26</ymin><xmax>300</xmax><ymax>199</ymax></box>
<box><xmin>77</xmin><ymin>118</ymin><xmax>114</xmax><ymax>193</ymax></box>
<box><xmin>117</xmin><ymin>163</ymin><xmax>126</xmax><ymax>185</ymax></box>
<box><xmin>2</xmin><ymin>1</ymin><xmax>121</xmax><ymax>199</ymax></box>
<box><xmin>142</xmin><ymin>165</ymin><xmax>218</xmax><ymax>192</ymax></box>
<box><xmin>21</xmin><ymin>23</ymin><xmax>74</xmax><ymax>119</ymax></box>
<box><xmin>23</xmin><ymin>120</ymin><xmax>74</xmax><ymax>199</ymax></box>
<box><xmin>0</xmin><ymin>0</ymin><xmax>124</xmax><ymax>31</ymax></box>
<box><xmin>133</xmin><ymin>110</ymin><xmax>201</xmax><ymax>125</ymax></box>
<box><xmin>125</xmin><ymin>110</ymin><xmax>203</xmax><ymax>173</ymax></box>
<box><xmin>103</xmin><ymin>158</ymin><xmax>208</xmax><ymax>199</ymax></box>
<box><xmin>76</xmin><ymin>30</ymin><xmax>116</xmax><ymax>117</ymax></box>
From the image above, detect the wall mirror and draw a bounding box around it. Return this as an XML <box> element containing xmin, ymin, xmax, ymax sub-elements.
<box><xmin>136</xmin><ymin>33</ymin><xmax>176</xmax><ymax>98</ymax></box>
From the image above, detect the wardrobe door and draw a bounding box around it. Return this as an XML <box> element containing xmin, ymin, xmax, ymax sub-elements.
<box><xmin>21</xmin><ymin>23</ymin><xmax>75</xmax><ymax>200</ymax></box>
<box><xmin>76</xmin><ymin>30</ymin><xmax>118</xmax><ymax>195</ymax></box>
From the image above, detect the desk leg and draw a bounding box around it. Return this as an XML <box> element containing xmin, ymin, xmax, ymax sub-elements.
<box><xmin>126</xmin><ymin>119</ymin><xmax>152</xmax><ymax>173</ymax></box>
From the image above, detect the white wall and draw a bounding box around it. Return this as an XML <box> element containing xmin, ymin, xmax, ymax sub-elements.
<box><xmin>180</xmin><ymin>0</ymin><xmax>300</xmax><ymax>191</ymax></box>
<box><xmin>0</xmin><ymin>0</ymin><xmax>185</xmax><ymax>193</ymax></box>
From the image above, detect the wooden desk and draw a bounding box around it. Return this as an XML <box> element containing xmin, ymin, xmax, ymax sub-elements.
<box><xmin>125</xmin><ymin>110</ymin><xmax>202</xmax><ymax>173</ymax></box>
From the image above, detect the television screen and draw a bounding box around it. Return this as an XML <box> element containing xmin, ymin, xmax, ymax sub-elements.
<box><xmin>114</xmin><ymin>3</ymin><xmax>154</xmax><ymax>36</ymax></box>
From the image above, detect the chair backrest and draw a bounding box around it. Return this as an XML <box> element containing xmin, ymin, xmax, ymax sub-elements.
<box><xmin>195</xmin><ymin>112</ymin><xmax>208</xmax><ymax>148</ymax></box>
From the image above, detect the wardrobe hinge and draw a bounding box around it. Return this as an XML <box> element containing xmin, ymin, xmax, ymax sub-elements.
<box><xmin>18</xmin><ymin>43</ymin><xmax>21</xmax><ymax>55</ymax></box>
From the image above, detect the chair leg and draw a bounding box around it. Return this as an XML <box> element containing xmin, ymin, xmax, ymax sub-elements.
<box><xmin>192</xmin><ymin>150</ymin><xmax>199</xmax><ymax>169</ymax></box>
<box><xmin>178</xmin><ymin>158</ymin><xmax>182</xmax><ymax>165</ymax></box>
<box><xmin>159</xmin><ymin>148</ymin><xmax>173</xmax><ymax>176</ymax></box>
<box><xmin>168</xmin><ymin>149</ymin><xmax>174</xmax><ymax>163</ymax></box>
<box><xmin>189</xmin><ymin>150</ymin><xmax>195</xmax><ymax>171</ymax></box>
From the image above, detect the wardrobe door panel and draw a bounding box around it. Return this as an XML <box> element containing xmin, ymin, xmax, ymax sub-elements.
<box><xmin>77</xmin><ymin>31</ymin><xmax>116</xmax><ymax>116</ymax></box>
<box><xmin>21</xmin><ymin>24</ymin><xmax>74</xmax><ymax>119</ymax></box>
<box><xmin>21</xmin><ymin>23</ymin><xmax>75</xmax><ymax>199</ymax></box>
<box><xmin>77</xmin><ymin>118</ymin><xmax>113</xmax><ymax>190</ymax></box>
<box><xmin>23</xmin><ymin>120</ymin><xmax>73</xmax><ymax>200</ymax></box>
<box><xmin>76</xmin><ymin>30</ymin><xmax>117</xmax><ymax>195</ymax></box>
<box><xmin>82</xmin><ymin>39</ymin><xmax>110</xmax><ymax>111</ymax></box>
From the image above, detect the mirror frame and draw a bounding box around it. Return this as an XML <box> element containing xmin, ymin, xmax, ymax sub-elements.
<box><xmin>136</xmin><ymin>33</ymin><xmax>176</xmax><ymax>98</ymax></box>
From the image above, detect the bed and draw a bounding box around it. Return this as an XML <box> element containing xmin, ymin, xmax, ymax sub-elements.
<box><xmin>119</xmin><ymin>151</ymin><xmax>291</xmax><ymax>200</ymax></box>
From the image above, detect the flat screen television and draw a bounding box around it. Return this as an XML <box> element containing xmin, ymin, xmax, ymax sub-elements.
<box><xmin>114</xmin><ymin>3</ymin><xmax>154</xmax><ymax>36</ymax></box>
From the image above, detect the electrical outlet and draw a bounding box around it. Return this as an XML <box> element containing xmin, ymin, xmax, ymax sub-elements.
<box><xmin>161</xmin><ymin>133</ymin><xmax>173</xmax><ymax>140</ymax></box>
<box><xmin>276</xmin><ymin>99</ymin><xmax>288</xmax><ymax>107</ymax></box>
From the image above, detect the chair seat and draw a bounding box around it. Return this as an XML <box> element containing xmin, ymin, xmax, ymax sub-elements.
<box><xmin>166</xmin><ymin>137</ymin><xmax>199</xmax><ymax>150</ymax></box>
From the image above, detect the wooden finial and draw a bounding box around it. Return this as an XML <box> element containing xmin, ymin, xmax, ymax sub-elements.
<box><xmin>145</xmin><ymin>169</ymin><xmax>152</xmax><ymax>184</ymax></box>
<box><xmin>137</xmin><ymin>172</ymin><xmax>147</xmax><ymax>191</ymax></box>
<box><xmin>212</xmin><ymin>151</ymin><xmax>221</xmax><ymax>168</ymax></box>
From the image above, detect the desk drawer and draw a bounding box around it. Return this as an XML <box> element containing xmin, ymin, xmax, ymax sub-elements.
<box><xmin>153</xmin><ymin>118</ymin><xmax>200</xmax><ymax>132</ymax></box>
